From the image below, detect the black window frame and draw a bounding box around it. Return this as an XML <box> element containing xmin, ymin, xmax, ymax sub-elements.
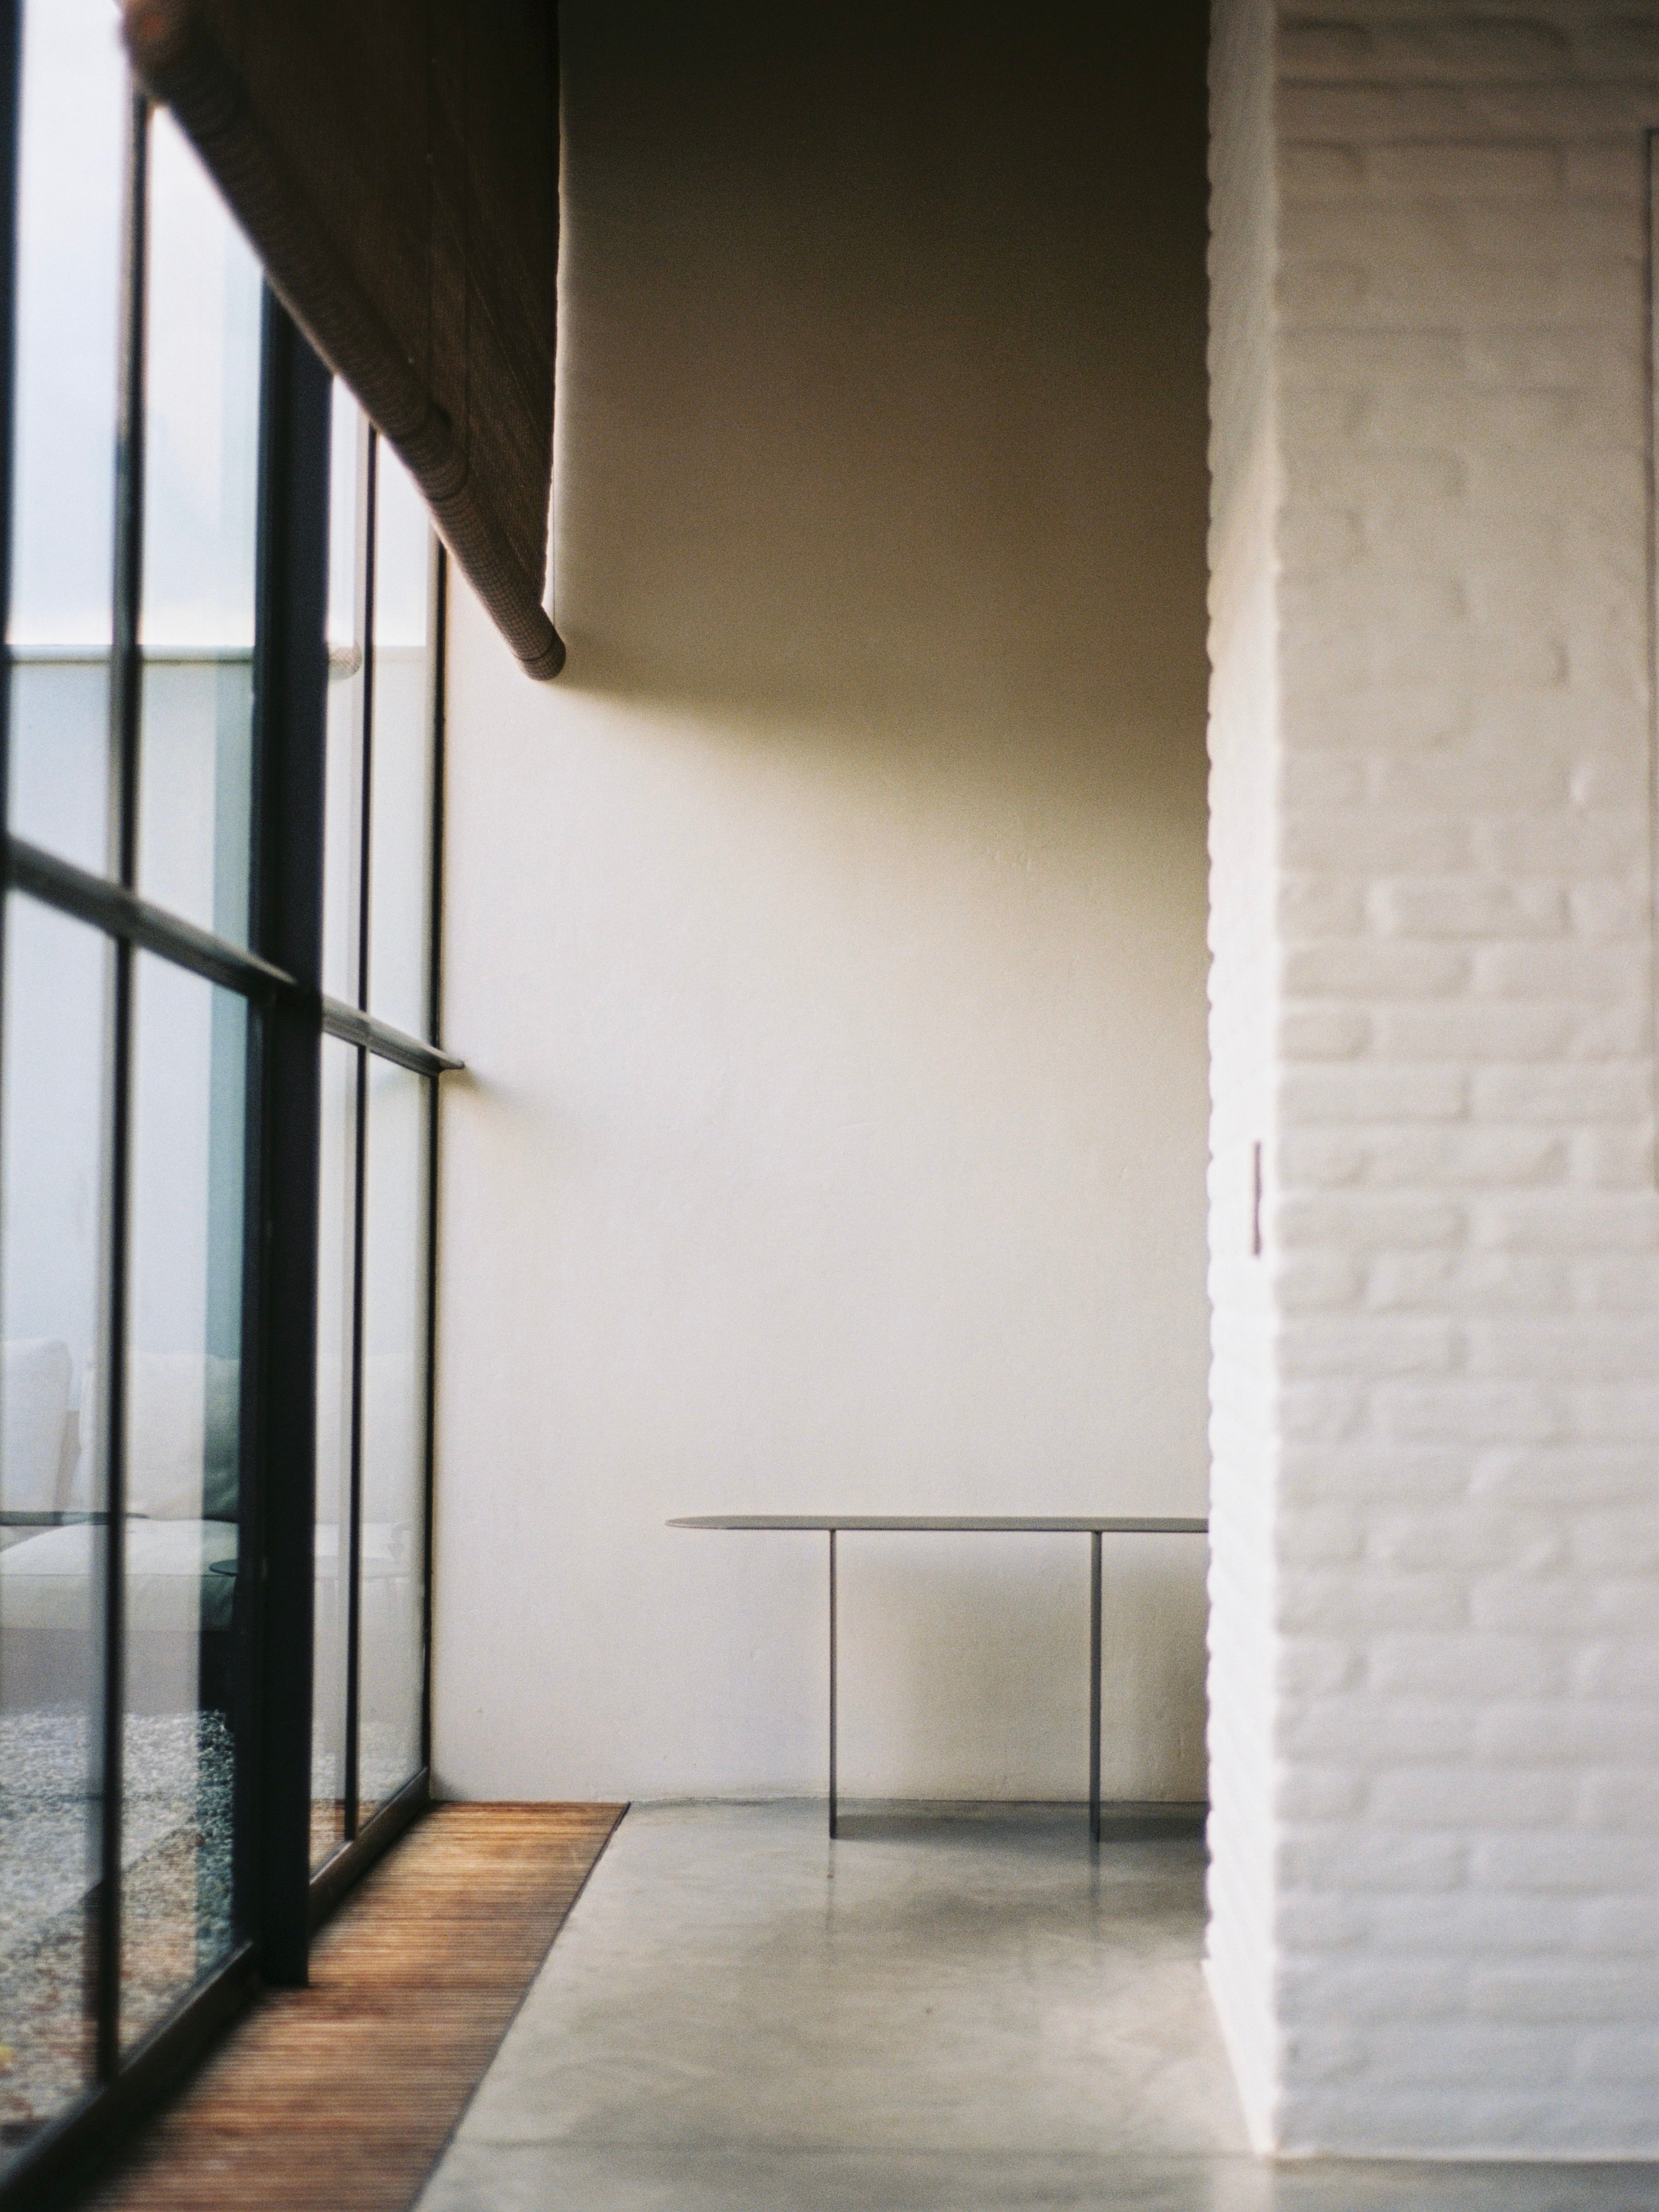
<box><xmin>306</xmin><ymin>407</ymin><xmax>452</xmax><ymax>1924</ymax></box>
<box><xmin>0</xmin><ymin>31</ymin><xmax>456</xmax><ymax>2206</ymax></box>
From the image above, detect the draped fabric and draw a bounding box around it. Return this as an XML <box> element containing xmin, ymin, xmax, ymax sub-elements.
<box><xmin>123</xmin><ymin>0</ymin><xmax>566</xmax><ymax>679</ymax></box>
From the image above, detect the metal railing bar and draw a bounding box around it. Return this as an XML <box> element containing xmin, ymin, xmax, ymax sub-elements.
<box><xmin>6</xmin><ymin>836</ymin><xmax>296</xmax><ymax>999</ymax></box>
<box><xmin>4</xmin><ymin>839</ymin><xmax>463</xmax><ymax>1074</ymax></box>
<box><xmin>320</xmin><ymin>994</ymin><xmax>461</xmax><ymax>1076</ymax></box>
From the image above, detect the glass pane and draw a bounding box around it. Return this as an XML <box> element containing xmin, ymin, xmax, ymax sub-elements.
<box><xmin>135</xmin><ymin>108</ymin><xmax>262</xmax><ymax>943</ymax></box>
<box><xmin>6</xmin><ymin>0</ymin><xmax>126</xmax><ymax>869</ymax></box>
<box><xmin>135</xmin><ymin>660</ymin><xmax>255</xmax><ymax>942</ymax></box>
<box><xmin>357</xmin><ymin>1060</ymin><xmax>428</xmax><ymax>1816</ymax></box>
<box><xmin>366</xmin><ymin>441</ymin><xmax>434</xmax><ymax>1038</ymax></box>
<box><xmin>121</xmin><ymin>956</ymin><xmax>246</xmax><ymax>2051</ymax></box>
<box><xmin>0</xmin><ymin>898</ymin><xmax>109</xmax><ymax>2164</ymax></box>
<box><xmin>322</xmin><ymin>384</ymin><xmax>366</xmax><ymax>1007</ymax></box>
<box><xmin>6</xmin><ymin>661</ymin><xmax>109</xmax><ymax>878</ymax></box>
<box><xmin>311</xmin><ymin>1039</ymin><xmax>357</xmax><ymax>1868</ymax></box>
<box><xmin>138</xmin><ymin>108</ymin><xmax>261</xmax><ymax>651</ymax></box>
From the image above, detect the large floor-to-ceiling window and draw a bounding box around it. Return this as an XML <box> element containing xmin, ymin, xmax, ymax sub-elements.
<box><xmin>310</xmin><ymin>394</ymin><xmax>444</xmax><ymax>1873</ymax></box>
<box><xmin>0</xmin><ymin>4</ymin><xmax>452</xmax><ymax>2195</ymax></box>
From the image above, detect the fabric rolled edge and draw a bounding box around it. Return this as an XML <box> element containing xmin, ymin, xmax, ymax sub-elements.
<box><xmin>122</xmin><ymin>0</ymin><xmax>567</xmax><ymax>682</ymax></box>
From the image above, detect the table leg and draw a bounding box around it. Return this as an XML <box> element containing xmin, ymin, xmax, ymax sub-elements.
<box><xmin>1089</xmin><ymin>1529</ymin><xmax>1102</xmax><ymax>1845</ymax></box>
<box><xmin>828</xmin><ymin>1527</ymin><xmax>838</xmax><ymax>1840</ymax></box>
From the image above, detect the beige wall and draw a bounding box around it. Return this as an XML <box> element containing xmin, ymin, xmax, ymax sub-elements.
<box><xmin>432</xmin><ymin>0</ymin><xmax>1213</xmax><ymax>1802</ymax></box>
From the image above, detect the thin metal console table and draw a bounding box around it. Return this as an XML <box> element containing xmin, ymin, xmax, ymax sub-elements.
<box><xmin>669</xmin><ymin>1515</ymin><xmax>1209</xmax><ymax>1841</ymax></box>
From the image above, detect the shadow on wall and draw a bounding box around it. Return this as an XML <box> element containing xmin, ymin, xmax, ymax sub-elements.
<box><xmin>431</xmin><ymin>0</ymin><xmax>1215</xmax><ymax>1803</ymax></box>
<box><xmin>554</xmin><ymin>0</ymin><xmax>1211</xmax><ymax>809</ymax></box>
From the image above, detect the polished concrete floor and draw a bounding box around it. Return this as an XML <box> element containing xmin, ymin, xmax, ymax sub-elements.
<box><xmin>417</xmin><ymin>1802</ymin><xmax>1657</xmax><ymax>2212</ymax></box>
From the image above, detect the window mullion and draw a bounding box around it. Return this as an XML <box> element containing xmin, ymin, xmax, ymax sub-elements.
<box><xmin>343</xmin><ymin>1040</ymin><xmax>367</xmax><ymax>1842</ymax></box>
<box><xmin>246</xmin><ymin>295</ymin><xmax>331</xmax><ymax>1985</ymax></box>
<box><xmin>94</xmin><ymin>78</ymin><xmax>149</xmax><ymax>2087</ymax></box>
<box><xmin>342</xmin><ymin>422</ymin><xmax>376</xmax><ymax>1842</ymax></box>
<box><xmin>109</xmin><ymin>90</ymin><xmax>146</xmax><ymax>896</ymax></box>
<box><xmin>419</xmin><ymin>550</ymin><xmax>445</xmax><ymax>1769</ymax></box>
<box><xmin>355</xmin><ymin>428</ymin><xmax>376</xmax><ymax>1016</ymax></box>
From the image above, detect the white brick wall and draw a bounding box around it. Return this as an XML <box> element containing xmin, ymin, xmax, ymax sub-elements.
<box><xmin>1207</xmin><ymin>0</ymin><xmax>1659</xmax><ymax>2158</ymax></box>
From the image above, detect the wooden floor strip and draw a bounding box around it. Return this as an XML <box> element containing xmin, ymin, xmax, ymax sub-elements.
<box><xmin>76</xmin><ymin>1803</ymin><xmax>627</xmax><ymax>2212</ymax></box>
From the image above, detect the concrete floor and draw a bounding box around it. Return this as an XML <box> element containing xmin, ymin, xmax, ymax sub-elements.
<box><xmin>417</xmin><ymin>1802</ymin><xmax>1657</xmax><ymax>2212</ymax></box>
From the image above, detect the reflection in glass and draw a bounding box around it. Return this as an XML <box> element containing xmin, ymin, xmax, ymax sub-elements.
<box><xmin>135</xmin><ymin>108</ymin><xmax>262</xmax><ymax>945</ymax></box>
<box><xmin>357</xmin><ymin>1062</ymin><xmax>428</xmax><ymax>1816</ymax></box>
<box><xmin>121</xmin><ymin>957</ymin><xmax>246</xmax><ymax>2051</ymax></box>
<box><xmin>0</xmin><ymin>899</ymin><xmax>108</xmax><ymax>2162</ymax></box>
<box><xmin>6</xmin><ymin>0</ymin><xmax>126</xmax><ymax>871</ymax></box>
<box><xmin>311</xmin><ymin>1040</ymin><xmax>357</xmax><ymax>1867</ymax></box>
<box><xmin>322</xmin><ymin>384</ymin><xmax>366</xmax><ymax>1006</ymax></box>
<box><xmin>366</xmin><ymin>443</ymin><xmax>434</xmax><ymax>1038</ymax></box>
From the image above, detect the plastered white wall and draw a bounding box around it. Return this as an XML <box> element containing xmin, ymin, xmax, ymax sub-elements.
<box><xmin>431</xmin><ymin>0</ymin><xmax>1214</xmax><ymax>1805</ymax></box>
<box><xmin>1207</xmin><ymin>0</ymin><xmax>1659</xmax><ymax>2159</ymax></box>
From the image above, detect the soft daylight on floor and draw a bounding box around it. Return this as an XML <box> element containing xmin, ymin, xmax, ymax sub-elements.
<box><xmin>415</xmin><ymin>1803</ymin><xmax>1657</xmax><ymax>2212</ymax></box>
<box><xmin>72</xmin><ymin>1804</ymin><xmax>623</xmax><ymax>2212</ymax></box>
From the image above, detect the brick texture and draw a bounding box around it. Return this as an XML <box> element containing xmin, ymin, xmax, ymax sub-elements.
<box><xmin>1207</xmin><ymin>0</ymin><xmax>1659</xmax><ymax>2158</ymax></box>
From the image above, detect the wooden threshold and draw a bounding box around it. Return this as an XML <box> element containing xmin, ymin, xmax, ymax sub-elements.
<box><xmin>74</xmin><ymin>1802</ymin><xmax>627</xmax><ymax>2212</ymax></box>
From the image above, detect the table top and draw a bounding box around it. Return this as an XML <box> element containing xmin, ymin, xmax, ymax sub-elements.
<box><xmin>669</xmin><ymin>1515</ymin><xmax>1208</xmax><ymax>1534</ymax></box>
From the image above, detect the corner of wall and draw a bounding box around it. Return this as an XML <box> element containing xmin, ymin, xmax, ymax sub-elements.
<box><xmin>1203</xmin><ymin>0</ymin><xmax>1285</xmax><ymax>2151</ymax></box>
<box><xmin>1221</xmin><ymin>0</ymin><xmax>1659</xmax><ymax>2158</ymax></box>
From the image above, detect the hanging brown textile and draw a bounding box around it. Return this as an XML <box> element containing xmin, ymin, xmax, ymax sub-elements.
<box><xmin>123</xmin><ymin>0</ymin><xmax>566</xmax><ymax>679</ymax></box>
